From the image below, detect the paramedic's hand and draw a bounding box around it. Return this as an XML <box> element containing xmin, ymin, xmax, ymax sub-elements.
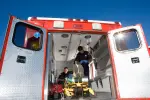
<box><xmin>73</xmin><ymin>72</ymin><xmax>76</xmax><ymax>77</ymax></box>
<box><xmin>75</xmin><ymin>61</ymin><xmax>80</xmax><ymax>65</ymax></box>
<box><xmin>88</xmin><ymin>58</ymin><xmax>92</xmax><ymax>63</ymax></box>
<box><xmin>65</xmin><ymin>77</ymin><xmax>67</xmax><ymax>80</ymax></box>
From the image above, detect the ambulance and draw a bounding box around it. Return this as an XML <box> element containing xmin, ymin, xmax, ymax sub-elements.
<box><xmin>0</xmin><ymin>15</ymin><xmax>150</xmax><ymax>100</ymax></box>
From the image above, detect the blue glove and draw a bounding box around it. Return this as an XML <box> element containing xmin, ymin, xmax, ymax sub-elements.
<box><xmin>80</xmin><ymin>60</ymin><xmax>88</xmax><ymax>64</ymax></box>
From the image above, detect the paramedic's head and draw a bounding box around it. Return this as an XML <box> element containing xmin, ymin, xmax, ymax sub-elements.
<box><xmin>78</xmin><ymin>46</ymin><xmax>84</xmax><ymax>53</ymax></box>
<box><xmin>64</xmin><ymin>67</ymin><xmax>68</xmax><ymax>74</ymax></box>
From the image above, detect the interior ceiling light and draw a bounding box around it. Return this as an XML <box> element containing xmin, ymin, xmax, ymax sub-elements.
<box><xmin>85</xmin><ymin>35</ymin><xmax>91</xmax><ymax>39</ymax></box>
<box><xmin>59</xmin><ymin>50</ymin><xmax>62</xmax><ymax>52</ymax></box>
<box><xmin>61</xmin><ymin>34</ymin><xmax>69</xmax><ymax>38</ymax></box>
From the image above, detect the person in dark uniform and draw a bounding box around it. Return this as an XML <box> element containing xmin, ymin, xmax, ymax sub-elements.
<box><xmin>74</xmin><ymin>46</ymin><xmax>92</xmax><ymax>77</ymax></box>
<box><xmin>57</xmin><ymin>67</ymin><xmax>73</xmax><ymax>85</ymax></box>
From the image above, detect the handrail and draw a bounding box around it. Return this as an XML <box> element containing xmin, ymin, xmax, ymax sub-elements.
<box><xmin>100</xmin><ymin>64</ymin><xmax>111</xmax><ymax>72</ymax></box>
<box><xmin>89</xmin><ymin>71</ymin><xmax>112</xmax><ymax>82</ymax></box>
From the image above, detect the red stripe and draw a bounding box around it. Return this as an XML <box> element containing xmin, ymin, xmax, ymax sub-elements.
<box><xmin>0</xmin><ymin>16</ymin><xmax>14</xmax><ymax>74</ymax></box>
<box><xmin>42</xmin><ymin>29</ymin><xmax>48</xmax><ymax>100</ymax></box>
<box><xmin>107</xmin><ymin>35</ymin><xmax>120</xmax><ymax>98</ymax></box>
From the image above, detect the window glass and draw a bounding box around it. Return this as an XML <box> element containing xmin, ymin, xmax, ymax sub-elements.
<box><xmin>114</xmin><ymin>29</ymin><xmax>140</xmax><ymax>51</ymax></box>
<box><xmin>13</xmin><ymin>22</ymin><xmax>43</xmax><ymax>51</ymax></box>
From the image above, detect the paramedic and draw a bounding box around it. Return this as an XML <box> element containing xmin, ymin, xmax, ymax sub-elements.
<box><xmin>74</xmin><ymin>46</ymin><xmax>92</xmax><ymax>77</ymax></box>
<box><xmin>58</xmin><ymin>67</ymin><xmax>73</xmax><ymax>84</ymax></box>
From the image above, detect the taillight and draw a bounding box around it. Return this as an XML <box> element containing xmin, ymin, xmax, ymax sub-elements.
<box><xmin>53</xmin><ymin>21</ymin><xmax>64</xmax><ymax>28</ymax></box>
<box><xmin>92</xmin><ymin>23</ymin><xmax>102</xmax><ymax>30</ymax></box>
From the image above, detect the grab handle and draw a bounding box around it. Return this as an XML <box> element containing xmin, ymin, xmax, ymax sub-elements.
<box><xmin>16</xmin><ymin>55</ymin><xmax>26</xmax><ymax>63</ymax></box>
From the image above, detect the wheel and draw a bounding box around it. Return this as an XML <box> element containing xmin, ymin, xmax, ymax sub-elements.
<box><xmin>64</xmin><ymin>93</ymin><xmax>72</xmax><ymax>100</ymax></box>
<box><xmin>77</xmin><ymin>87</ymin><xmax>83</xmax><ymax>97</ymax></box>
<box><xmin>64</xmin><ymin>92</ymin><xmax>72</xmax><ymax>100</ymax></box>
<box><xmin>60</xmin><ymin>93</ymin><xmax>65</xmax><ymax>100</ymax></box>
<box><xmin>74</xmin><ymin>87</ymin><xmax>78</xmax><ymax>98</ymax></box>
<box><xmin>53</xmin><ymin>93</ymin><xmax>59</xmax><ymax>99</ymax></box>
<box><xmin>53</xmin><ymin>93</ymin><xmax>62</xmax><ymax>99</ymax></box>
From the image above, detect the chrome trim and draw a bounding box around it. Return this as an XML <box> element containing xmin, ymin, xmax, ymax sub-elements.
<box><xmin>44</xmin><ymin>33</ymin><xmax>51</xmax><ymax>100</ymax></box>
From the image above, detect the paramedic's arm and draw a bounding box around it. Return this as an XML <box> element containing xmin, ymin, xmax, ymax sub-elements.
<box><xmin>58</xmin><ymin>73</ymin><xmax>62</xmax><ymax>81</ymax></box>
<box><xmin>58</xmin><ymin>73</ymin><xmax>64</xmax><ymax>80</ymax></box>
<box><xmin>57</xmin><ymin>73</ymin><xmax>62</xmax><ymax>83</ymax></box>
<box><xmin>74</xmin><ymin>54</ymin><xmax>80</xmax><ymax>64</ymax></box>
<box><xmin>73</xmin><ymin>65</ymin><xmax>77</xmax><ymax>77</ymax></box>
<box><xmin>88</xmin><ymin>52</ymin><xmax>92</xmax><ymax>62</ymax></box>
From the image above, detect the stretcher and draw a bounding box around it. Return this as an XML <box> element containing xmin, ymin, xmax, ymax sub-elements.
<box><xmin>63</xmin><ymin>76</ymin><xmax>96</xmax><ymax>99</ymax></box>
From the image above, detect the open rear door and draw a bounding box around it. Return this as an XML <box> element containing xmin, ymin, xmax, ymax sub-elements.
<box><xmin>108</xmin><ymin>24</ymin><xmax>150</xmax><ymax>99</ymax></box>
<box><xmin>0</xmin><ymin>16</ymin><xmax>48</xmax><ymax>100</ymax></box>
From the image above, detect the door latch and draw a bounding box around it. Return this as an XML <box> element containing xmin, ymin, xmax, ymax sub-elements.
<box><xmin>131</xmin><ymin>57</ymin><xmax>140</xmax><ymax>64</ymax></box>
<box><xmin>16</xmin><ymin>55</ymin><xmax>26</xmax><ymax>63</ymax></box>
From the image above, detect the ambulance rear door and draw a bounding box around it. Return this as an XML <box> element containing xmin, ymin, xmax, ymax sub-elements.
<box><xmin>0</xmin><ymin>16</ymin><xmax>49</xmax><ymax>100</ymax></box>
<box><xmin>108</xmin><ymin>24</ymin><xmax>150</xmax><ymax>99</ymax></box>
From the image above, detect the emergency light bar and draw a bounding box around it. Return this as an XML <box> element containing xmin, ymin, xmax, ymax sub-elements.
<box><xmin>28</xmin><ymin>17</ymin><xmax>68</xmax><ymax>21</ymax></box>
<box><xmin>28</xmin><ymin>17</ymin><xmax>121</xmax><ymax>25</ymax></box>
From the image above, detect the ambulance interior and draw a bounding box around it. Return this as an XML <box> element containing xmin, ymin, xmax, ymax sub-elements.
<box><xmin>50</xmin><ymin>33</ymin><xmax>115</xmax><ymax>98</ymax></box>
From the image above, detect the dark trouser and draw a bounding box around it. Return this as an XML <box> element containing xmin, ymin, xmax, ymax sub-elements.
<box><xmin>81</xmin><ymin>63</ymin><xmax>91</xmax><ymax>87</ymax></box>
<box><xmin>81</xmin><ymin>63</ymin><xmax>89</xmax><ymax>77</ymax></box>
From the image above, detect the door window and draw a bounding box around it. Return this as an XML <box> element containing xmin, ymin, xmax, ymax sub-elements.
<box><xmin>114</xmin><ymin>29</ymin><xmax>140</xmax><ymax>51</ymax></box>
<box><xmin>12</xmin><ymin>22</ymin><xmax>43</xmax><ymax>51</ymax></box>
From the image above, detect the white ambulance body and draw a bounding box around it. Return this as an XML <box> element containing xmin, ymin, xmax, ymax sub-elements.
<box><xmin>0</xmin><ymin>16</ymin><xmax>150</xmax><ymax>100</ymax></box>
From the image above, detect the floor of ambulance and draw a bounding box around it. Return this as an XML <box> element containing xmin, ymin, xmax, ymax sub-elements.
<box><xmin>49</xmin><ymin>92</ymin><xmax>115</xmax><ymax>100</ymax></box>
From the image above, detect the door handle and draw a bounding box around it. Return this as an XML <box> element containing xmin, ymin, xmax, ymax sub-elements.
<box><xmin>131</xmin><ymin>57</ymin><xmax>140</xmax><ymax>64</ymax></box>
<box><xmin>16</xmin><ymin>55</ymin><xmax>26</xmax><ymax>63</ymax></box>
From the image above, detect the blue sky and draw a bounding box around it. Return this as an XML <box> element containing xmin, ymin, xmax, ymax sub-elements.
<box><xmin>0</xmin><ymin>0</ymin><xmax>150</xmax><ymax>52</ymax></box>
